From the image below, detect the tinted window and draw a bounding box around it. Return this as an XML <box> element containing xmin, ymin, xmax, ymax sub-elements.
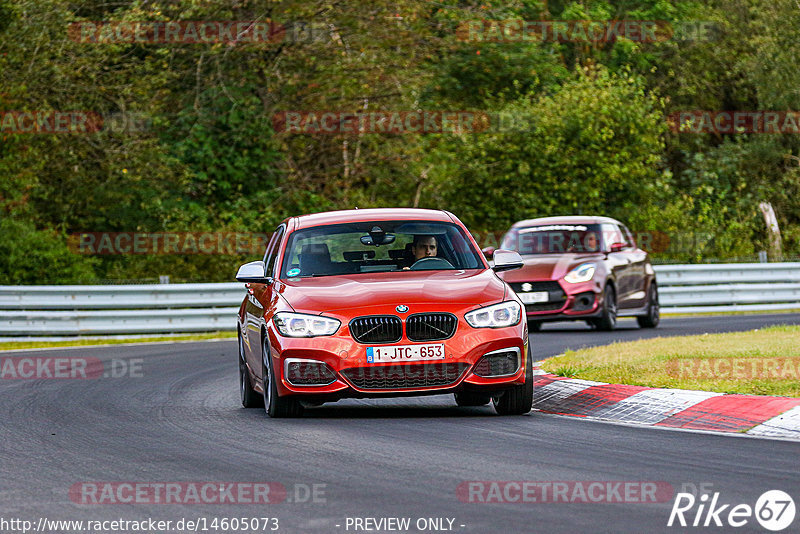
<box><xmin>264</xmin><ymin>226</ymin><xmax>285</xmax><ymax>277</ymax></box>
<box><xmin>280</xmin><ymin>220</ymin><xmax>483</xmax><ymax>278</ymax></box>
<box><xmin>601</xmin><ymin>223</ymin><xmax>627</xmax><ymax>250</ymax></box>
<box><xmin>620</xmin><ymin>225</ymin><xmax>635</xmax><ymax>248</ymax></box>
<box><xmin>502</xmin><ymin>224</ymin><xmax>603</xmax><ymax>254</ymax></box>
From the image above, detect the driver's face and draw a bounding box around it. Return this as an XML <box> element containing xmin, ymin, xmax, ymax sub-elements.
<box><xmin>413</xmin><ymin>237</ymin><xmax>437</xmax><ymax>260</ymax></box>
<box><xmin>585</xmin><ymin>233</ymin><xmax>598</xmax><ymax>251</ymax></box>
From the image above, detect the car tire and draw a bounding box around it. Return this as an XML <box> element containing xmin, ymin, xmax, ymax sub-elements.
<box><xmin>637</xmin><ymin>283</ymin><xmax>660</xmax><ymax>328</ymax></box>
<box><xmin>262</xmin><ymin>338</ymin><xmax>304</xmax><ymax>418</ymax></box>
<box><xmin>239</xmin><ymin>331</ymin><xmax>263</xmax><ymax>408</ymax></box>
<box><xmin>454</xmin><ymin>392</ymin><xmax>491</xmax><ymax>407</ymax></box>
<box><xmin>493</xmin><ymin>345</ymin><xmax>533</xmax><ymax>415</ymax></box>
<box><xmin>527</xmin><ymin>320</ymin><xmax>542</xmax><ymax>332</ymax></box>
<box><xmin>592</xmin><ymin>285</ymin><xmax>617</xmax><ymax>331</ymax></box>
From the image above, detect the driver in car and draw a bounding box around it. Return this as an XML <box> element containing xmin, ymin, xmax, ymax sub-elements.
<box><xmin>412</xmin><ymin>235</ymin><xmax>437</xmax><ymax>260</ymax></box>
<box><xmin>402</xmin><ymin>235</ymin><xmax>438</xmax><ymax>270</ymax></box>
<box><xmin>584</xmin><ymin>232</ymin><xmax>599</xmax><ymax>252</ymax></box>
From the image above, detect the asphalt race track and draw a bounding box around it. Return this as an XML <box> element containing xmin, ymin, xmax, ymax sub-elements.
<box><xmin>2</xmin><ymin>314</ymin><xmax>800</xmax><ymax>534</ymax></box>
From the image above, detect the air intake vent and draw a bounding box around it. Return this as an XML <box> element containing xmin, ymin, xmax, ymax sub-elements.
<box><xmin>349</xmin><ymin>316</ymin><xmax>402</xmax><ymax>344</ymax></box>
<box><xmin>341</xmin><ymin>363</ymin><xmax>469</xmax><ymax>390</ymax></box>
<box><xmin>473</xmin><ymin>348</ymin><xmax>520</xmax><ymax>377</ymax></box>
<box><xmin>406</xmin><ymin>313</ymin><xmax>457</xmax><ymax>342</ymax></box>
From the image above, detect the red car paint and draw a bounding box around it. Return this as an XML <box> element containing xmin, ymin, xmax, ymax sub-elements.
<box><xmin>236</xmin><ymin>208</ymin><xmax>532</xmax><ymax>417</ymax></box>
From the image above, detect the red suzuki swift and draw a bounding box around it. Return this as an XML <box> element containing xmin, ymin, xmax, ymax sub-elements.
<box><xmin>236</xmin><ymin>208</ymin><xmax>532</xmax><ymax>418</ymax></box>
<box><xmin>486</xmin><ymin>216</ymin><xmax>659</xmax><ymax>331</ymax></box>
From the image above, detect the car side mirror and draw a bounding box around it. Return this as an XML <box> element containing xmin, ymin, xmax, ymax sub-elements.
<box><xmin>491</xmin><ymin>249</ymin><xmax>524</xmax><ymax>272</ymax></box>
<box><xmin>609</xmin><ymin>243</ymin><xmax>626</xmax><ymax>253</ymax></box>
<box><xmin>482</xmin><ymin>246</ymin><xmax>496</xmax><ymax>260</ymax></box>
<box><xmin>236</xmin><ymin>260</ymin><xmax>272</xmax><ymax>283</ymax></box>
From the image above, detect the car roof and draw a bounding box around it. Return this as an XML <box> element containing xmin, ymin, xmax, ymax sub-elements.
<box><xmin>510</xmin><ymin>215</ymin><xmax>622</xmax><ymax>228</ymax></box>
<box><xmin>291</xmin><ymin>208</ymin><xmax>455</xmax><ymax>230</ymax></box>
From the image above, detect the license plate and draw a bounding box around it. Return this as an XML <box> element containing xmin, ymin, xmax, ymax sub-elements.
<box><xmin>366</xmin><ymin>344</ymin><xmax>445</xmax><ymax>363</ymax></box>
<box><xmin>519</xmin><ymin>291</ymin><xmax>549</xmax><ymax>304</ymax></box>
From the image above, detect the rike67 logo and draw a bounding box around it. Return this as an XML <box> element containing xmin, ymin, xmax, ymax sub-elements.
<box><xmin>668</xmin><ymin>489</ymin><xmax>795</xmax><ymax>531</ymax></box>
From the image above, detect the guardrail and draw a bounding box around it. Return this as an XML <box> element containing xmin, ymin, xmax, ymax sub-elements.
<box><xmin>0</xmin><ymin>283</ymin><xmax>242</xmax><ymax>336</ymax></box>
<box><xmin>0</xmin><ymin>263</ymin><xmax>798</xmax><ymax>335</ymax></box>
<box><xmin>654</xmin><ymin>263</ymin><xmax>800</xmax><ymax>313</ymax></box>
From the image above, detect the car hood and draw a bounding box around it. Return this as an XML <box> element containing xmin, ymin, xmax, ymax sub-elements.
<box><xmin>280</xmin><ymin>269</ymin><xmax>506</xmax><ymax>314</ymax></box>
<box><xmin>500</xmin><ymin>253</ymin><xmax>604</xmax><ymax>283</ymax></box>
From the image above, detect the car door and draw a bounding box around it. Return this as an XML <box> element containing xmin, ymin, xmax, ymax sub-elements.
<box><xmin>245</xmin><ymin>225</ymin><xmax>285</xmax><ymax>379</ymax></box>
<box><xmin>620</xmin><ymin>224</ymin><xmax>648</xmax><ymax>308</ymax></box>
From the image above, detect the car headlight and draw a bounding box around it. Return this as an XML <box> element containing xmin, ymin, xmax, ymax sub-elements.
<box><xmin>564</xmin><ymin>263</ymin><xmax>596</xmax><ymax>284</ymax></box>
<box><xmin>465</xmin><ymin>301</ymin><xmax>521</xmax><ymax>328</ymax></box>
<box><xmin>273</xmin><ymin>312</ymin><xmax>340</xmax><ymax>337</ymax></box>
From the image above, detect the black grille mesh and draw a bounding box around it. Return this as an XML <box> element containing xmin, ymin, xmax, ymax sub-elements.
<box><xmin>341</xmin><ymin>363</ymin><xmax>469</xmax><ymax>390</ymax></box>
<box><xmin>286</xmin><ymin>361</ymin><xmax>336</xmax><ymax>385</ymax></box>
<box><xmin>509</xmin><ymin>281</ymin><xmax>563</xmax><ymax>293</ymax></box>
<box><xmin>349</xmin><ymin>316</ymin><xmax>402</xmax><ymax>343</ymax></box>
<box><xmin>406</xmin><ymin>313</ymin><xmax>457</xmax><ymax>341</ymax></box>
<box><xmin>473</xmin><ymin>350</ymin><xmax>519</xmax><ymax>377</ymax></box>
<box><xmin>511</xmin><ymin>280</ymin><xmax>567</xmax><ymax>314</ymax></box>
<box><xmin>524</xmin><ymin>302</ymin><xmax>566</xmax><ymax>313</ymax></box>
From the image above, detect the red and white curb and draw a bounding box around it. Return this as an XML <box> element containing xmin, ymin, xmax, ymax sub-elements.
<box><xmin>532</xmin><ymin>368</ymin><xmax>800</xmax><ymax>439</ymax></box>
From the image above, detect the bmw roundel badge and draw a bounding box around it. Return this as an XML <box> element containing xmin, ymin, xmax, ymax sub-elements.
<box><xmin>396</xmin><ymin>305</ymin><xmax>409</xmax><ymax>313</ymax></box>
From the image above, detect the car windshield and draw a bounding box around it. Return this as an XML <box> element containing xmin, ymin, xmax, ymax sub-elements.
<box><xmin>501</xmin><ymin>224</ymin><xmax>605</xmax><ymax>255</ymax></box>
<box><xmin>280</xmin><ymin>220</ymin><xmax>484</xmax><ymax>278</ymax></box>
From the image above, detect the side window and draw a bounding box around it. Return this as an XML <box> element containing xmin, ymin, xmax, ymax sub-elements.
<box><xmin>600</xmin><ymin>223</ymin><xmax>623</xmax><ymax>251</ymax></box>
<box><xmin>263</xmin><ymin>226</ymin><xmax>285</xmax><ymax>277</ymax></box>
<box><xmin>620</xmin><ymin>225</ymin><xmax>635</xmax><ymax>248</ymax></box>
<box><xmin>261</xmin><ymin>229</ymin><xmax>279</xmax><ymax>263</ymax></box>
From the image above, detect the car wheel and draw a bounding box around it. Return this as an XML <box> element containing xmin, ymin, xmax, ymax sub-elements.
<box><xmin>637</xmin><ymin>283</ymin><xmax>660</xmax><ymax>328</ymax></box>
<box><xmin>239</xmin><ymin>332</ymin><xmax>263</xmax><ymax>408</ymax></box>
<box><xmin>261</xmin><ymin>338</ymin><xmax>303</xmax><ymax>418</ymax></box>
<box><xmin>592</xmin><ymin>285</ymin><xmax>617</xmax><ymax>331</ymax></box>
<box><xmin>454</xmin><ymin>392</ymin><xmax>491</xmax><ymax>407</ymax></box>
<box><xmin>493</xmin><ymin>345</ymin><xmax>533</xmax><ymax>415</ymax></box>
<box><xmin>527</xmin><ymin>320</ymin><xmax>542</xmax><ymax>332</ymax></box>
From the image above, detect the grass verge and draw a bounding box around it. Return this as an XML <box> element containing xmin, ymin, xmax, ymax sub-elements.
<box><xmin>661</xmin><ymin>308</ymin><xmax>800</xmax><ymax>318</ymax></box>
<box><xmin>542</xmin><ymin>325</ymin><xmax>800</xmax><ymax>397</ymax></box>
<box><xmin>0</xmin><ymin>331</ymin><xmax>236</xmax><ymax>351</ymax></box>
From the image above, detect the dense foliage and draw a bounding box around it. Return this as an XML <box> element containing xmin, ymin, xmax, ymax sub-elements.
<box><xmin>1</xmin><ymin>0</ymin><xmax>798</xmax><ymax>283</ymax></box>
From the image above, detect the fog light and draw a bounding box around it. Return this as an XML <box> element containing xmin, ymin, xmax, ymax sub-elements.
<box><xmin>572</xmin><ymin>291</ymin><xmax>596</xmax><ymax>312</ymax></box>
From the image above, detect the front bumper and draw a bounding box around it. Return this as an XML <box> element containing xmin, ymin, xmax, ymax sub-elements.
<box><xmin>266</xmin><ymin>321</ymin><xmax>527</xmax><ymax>399</ymax></box>
<box><xmin>515</xmin><ymin>279</ymin><xmax>603</xmax><ymax>322</ymax></box>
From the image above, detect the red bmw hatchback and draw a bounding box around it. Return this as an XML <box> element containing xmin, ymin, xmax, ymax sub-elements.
<box><xmin>235</xmin><ymin>208</ymin><xmax>532</xmax><ymax>417</ymax></box>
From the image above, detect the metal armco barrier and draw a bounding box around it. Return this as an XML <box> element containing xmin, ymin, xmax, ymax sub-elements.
<box><xmin>655</xmin><ymin>263</ymin><xmax>800</xmax><ymax>313</ymax></box>
<box><xmin>0</xmin><ymin>283</ymin><xmax>243</xmax><ymax>336</ymax></box>
<box><xmin>0</xmin><ymin>263</ymin><xmax>798</xmax><ymax>336</ymax></box>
